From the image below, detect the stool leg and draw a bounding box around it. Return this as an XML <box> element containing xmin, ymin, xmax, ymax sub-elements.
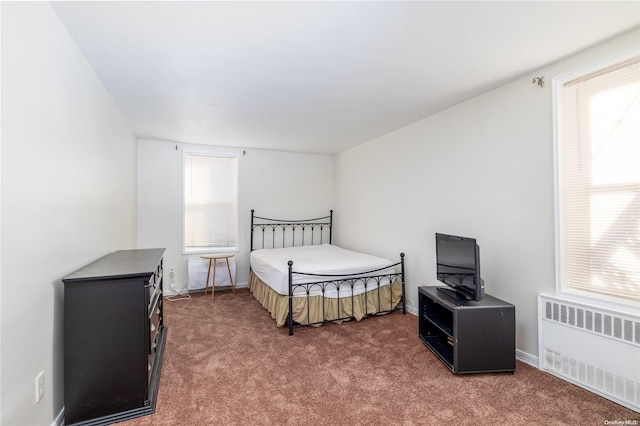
<box><xmin>212</xmin><ymin>258</ymin><xmax>217</xmax><ymax>301</ymax></box>
<box><xmin>226</xmin><ymin>258</ymin><xmax>235</xmax><ymax>294</ymax></box>
<box><xmin>204</xmin><ymin>259</ymin><xmax>212</xmax><ymax>295</ymax></box>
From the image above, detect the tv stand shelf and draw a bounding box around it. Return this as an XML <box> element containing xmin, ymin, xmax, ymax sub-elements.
<box><xmin>418</xmin><ymin>286</ymin><xmax>515</xmax><ymax>374</ymax></box>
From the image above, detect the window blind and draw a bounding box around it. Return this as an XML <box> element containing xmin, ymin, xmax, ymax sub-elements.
<box><xmin>184</xmin><ymin>154</ymin><xmax>237</xmax><ymax>251</ymax></box>
<box><xmin>558</xmin><ymin>55</ymin><xmax>640</xmax><ymax>302</ymax></box>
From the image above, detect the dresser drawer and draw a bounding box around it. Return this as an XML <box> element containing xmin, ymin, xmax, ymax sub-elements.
<box><xmin>149</xmin><ymin>306</ymin><xmax>160</xmax><ymax>351</ymax></box>
<box><xmin>147</xmin><ymin>261</ymin><xmax>162</xmax><ymax>311</ymax></box>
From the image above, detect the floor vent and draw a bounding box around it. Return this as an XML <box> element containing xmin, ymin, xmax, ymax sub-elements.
<box><xmin>538</xmin><ymin>294</ymin><xmax>639</xmax><ymax>413</ymax></box>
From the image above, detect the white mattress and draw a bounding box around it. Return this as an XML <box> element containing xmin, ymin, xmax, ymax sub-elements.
<box><xmin>250</xmin><ymin>244</ymin><xmax>397</xmax><ymax>298</ymax></box>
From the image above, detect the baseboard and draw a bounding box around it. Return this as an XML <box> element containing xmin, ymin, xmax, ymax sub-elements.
<box><xmin>516</xmin><ymin>349</ymin><xmax>539</xmax><ymax>368</ymax></box>
<box><xmin>53</xmin><ymin>408</ymin><xmax>64</xmax><ymax>426</ymax></box>
<box><xmin>406</xmin><ymin>297</ymin><xmax>418</xmax><ymax>316</ymax></box>
<box><xmin>164</xmin><ymin>281</ymin><xmax>249</xmax><ymax>296</ymax></box>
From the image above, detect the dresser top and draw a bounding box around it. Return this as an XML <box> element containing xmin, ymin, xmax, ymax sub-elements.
<box><xmin>63</xmin><ymin>248</ymin><xmax>165</xmax><ymax>283</ymax></box>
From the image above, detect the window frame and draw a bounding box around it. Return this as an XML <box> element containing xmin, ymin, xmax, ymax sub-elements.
<box><xmin>182</xmin><ymin>149</ymin><xmax>240</xmax><ymax>255</ymax></box>
<box><xmin>552</xmin><ymin>46</ymin><xmax>640</xmax><ymax>310</ymax></box>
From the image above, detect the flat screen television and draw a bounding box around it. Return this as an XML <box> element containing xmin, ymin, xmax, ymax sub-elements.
<box><xmin>435</xmin><ymin>233</ymin><xmax>484</xmax><ymax>301</ymax></box>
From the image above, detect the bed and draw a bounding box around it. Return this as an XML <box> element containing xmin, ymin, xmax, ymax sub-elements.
<box><xmin>249</xmin><ymin>210</ymin><xmax>406</xmax><ymax>335</ymax></box>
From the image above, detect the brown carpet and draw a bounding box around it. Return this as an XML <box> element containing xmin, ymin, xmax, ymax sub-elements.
<box><xmin>121</xmin><ymin>289</ymin><xmax>637</xmax><ymax>425</ymax></box>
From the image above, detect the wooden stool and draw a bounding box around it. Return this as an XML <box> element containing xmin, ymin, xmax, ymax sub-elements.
<box><xmin>200</xmin><ymin>254</ymin><xmax>235</xmax><ymax>301</ymax></box>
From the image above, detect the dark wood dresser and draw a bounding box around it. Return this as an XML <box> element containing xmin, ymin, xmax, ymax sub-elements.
<box><xmin>63</xmin><ymin>248</ymin><xmax>167</xmax><ymax>425</ymax></box>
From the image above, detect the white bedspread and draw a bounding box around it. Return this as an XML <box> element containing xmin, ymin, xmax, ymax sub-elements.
<box><xmin>250</xmin><ymin>244</ymin><xmax>397</xmax><ymax>298</ymax></box>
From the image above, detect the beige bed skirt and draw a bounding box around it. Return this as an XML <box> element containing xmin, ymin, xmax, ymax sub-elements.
<box><xmin>249</xmin><ymin>272</ymin><xmax>404</xmax><ymax>327</ymax></box>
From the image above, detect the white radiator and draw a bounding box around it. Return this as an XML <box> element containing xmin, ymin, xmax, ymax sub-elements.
<box><xmin>538</xmin><ymin>294</ymin><xmax>640</xmax><ymax>412</ymax></box>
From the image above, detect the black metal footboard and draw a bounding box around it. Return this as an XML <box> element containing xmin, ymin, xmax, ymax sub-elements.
<box><xmin>287</xmin><ymin>253</ymin><xmax>406</xmax><ymax>335</ymax></box>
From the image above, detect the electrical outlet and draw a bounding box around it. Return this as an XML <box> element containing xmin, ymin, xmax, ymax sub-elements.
<box><xmin>35</xmin><ymin>371</ymin><xmax>44</xmax><ymax>403</ymax></box>
<box><xmin>169</xmin><ymin>266</ymin><xmax>176</xmax><ymax>283</ymax></box>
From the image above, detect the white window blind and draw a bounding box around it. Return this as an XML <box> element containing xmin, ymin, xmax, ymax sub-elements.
<box><xmin>184</xmin><ymin>153</ymin><xmax>238</xmax><ymax>253</ymax></box>
<box><xmin>557</xmin><ymin>54</ymin><xmax>640</xmax><ymax>302</ymax></box>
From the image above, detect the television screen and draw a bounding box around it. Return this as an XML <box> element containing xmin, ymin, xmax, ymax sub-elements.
<box><xmin>435</xmin><ymin>233</ymin><xmax>484</xmax><ymax>301</ymax></box>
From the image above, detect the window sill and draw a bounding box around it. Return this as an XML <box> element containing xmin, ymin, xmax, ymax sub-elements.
<box><xmin>183</xmin><ymin>247</ymin><xmax>239</xmax><ymax>256</ymax></box>
<box><xmin>556</xmin><ymin>288</ymin><xmax>640</xmax><ymax>317</ymax></box>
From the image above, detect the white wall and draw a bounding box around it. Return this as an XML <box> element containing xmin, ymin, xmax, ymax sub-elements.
<box><xmin>1</xmin><ymin>3</ymin><xmax>137</xmax><ymax>425</ymax></box>
<box><xmin>137</xmin><ymin>139</ymin><xmax>333</xmax><ymax>291</ymax></box>
<box><xmin>333</xmin><ymin>28</ymin><xmax>640</xmax><ymax>359</ymax></box>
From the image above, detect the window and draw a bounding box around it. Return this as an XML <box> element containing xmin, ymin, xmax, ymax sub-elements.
<box><xmin>555</xmin><ymin>50</ymin><xmax>640</xmax><ymax>303</ymax></box>
<box><xmin>183</xmin><ymin>152</ymin><xmax>238</xmax><ymax>254</ymax></box>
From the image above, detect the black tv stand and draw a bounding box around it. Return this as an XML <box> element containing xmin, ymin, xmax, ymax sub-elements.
<box><xmin>419</xmin><ymin>286</ymin><xmax>515</xmax><ymax>374</ymax></box>
<box><xmin>436</xmin><ymin>286</ymin><xmax>470</xmax><ymax>301</ymax></box>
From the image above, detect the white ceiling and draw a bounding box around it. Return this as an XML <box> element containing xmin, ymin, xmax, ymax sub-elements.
<box><xmin>51</xmin><ymin>1</ymin><xmax>640</xmax><ymax>155</ymax></box>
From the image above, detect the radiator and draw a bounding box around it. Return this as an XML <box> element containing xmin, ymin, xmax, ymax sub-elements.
<box><xmin>538</xmin><ymin>294</ymin><xmax>640</xmax><ymax>412</ymax></box>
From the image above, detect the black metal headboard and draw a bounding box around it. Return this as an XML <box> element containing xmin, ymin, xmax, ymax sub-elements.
<box><xmin>250</xmin><ymin>210</ymin><xmax>333</xmax><ymax>251</ymax></box>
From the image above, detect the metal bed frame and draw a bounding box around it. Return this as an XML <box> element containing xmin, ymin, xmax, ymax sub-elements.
<box><xmin>250</xmin><ymin>210</ymin><xmax>406</xmax><ymax>335</ymax></box>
